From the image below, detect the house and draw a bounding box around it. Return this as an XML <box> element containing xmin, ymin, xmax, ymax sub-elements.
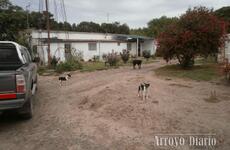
<box><xmin>224</xmin><ymin>34</ymin><xmax>230</xmax><ymax>62</ymax></box>
<box><xmin>29</xmin><ymin>30</ymin><xmax>156</xmax><ymax>64</ymax></box>
<box><xmin>218</xmin><ymin>34</ymin><xmax>230</xmax><ymax>63</ymax></box>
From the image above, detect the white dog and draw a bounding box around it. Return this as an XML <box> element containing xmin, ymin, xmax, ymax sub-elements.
<box><xmin>138</xmin><ymin>82</ymin><xmax>150</xmax><ymax>100</ymax></box>
<box><xmin>59</xmin><ymin>73</ymin><xmax>71</xmax><ymax>86</ymax></box>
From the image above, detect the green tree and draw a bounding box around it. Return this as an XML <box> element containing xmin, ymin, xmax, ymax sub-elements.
<box><xmin>130</xmin><ymin>16</ymin><xmax>178</xmax><ymax>37</ymax></box>
<box><xmin>130</xmin><ymin>28</ymin><xmax>148</xmax><ymax>36</ymax></box>
<box><xmin>76</xmin><ymin>21</ymin><xmax>102</xmax><ymax>32</ymax></box>
<box><xmin>147</xmin><ymin>16</ymin><xmax>178</xmax><ymax>37</ymax></box>
<box><xmin>0</xmin><ymin>1</ymin><xmax>27</xmax><ymax>41</ymax></box>
<box><xmin>101</xmin><ymin>22</ymin><xmax>130</xmax><ymax>34</ymax></box>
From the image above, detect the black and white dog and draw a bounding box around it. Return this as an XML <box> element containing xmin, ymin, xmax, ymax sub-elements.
<box><xmin>133</xmin><ymin>60</ymin><xmax>142</xmax><ymax>69</ymax></box>
<box><xmin>138</xmin><ymin>82</ymin><xmax>150</xmax><ymax>100</ymax></box>
<box><xmin>59</xmin><ymin>73</ymin><xmax>71</xmax><ymax>86</ymax></box>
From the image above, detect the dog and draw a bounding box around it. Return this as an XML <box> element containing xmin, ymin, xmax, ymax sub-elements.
<box><xmin>138</xmin><ymin>82</ymin><xmax>150</xmax><ymax>100</ymax></box>
<box><xmin>133</xmin><ymin>60</ymin><xmax>142</xmax><ymax>69</ymax></box>
<box><xmin>59</xmin><ymin>73</ymin><xmax>71</xmax><ymax>86</ymax></box>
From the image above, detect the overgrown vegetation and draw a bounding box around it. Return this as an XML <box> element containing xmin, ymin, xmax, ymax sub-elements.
<box><xmin>56</xmin><ymin>59</ymin><xmax>82</xmax><ymax>73</ymax></box>
<box><xmin>142</xmin><ymin>50</ymin><xmax>151</xmax><ymax>60</ymax></box>
<box><xmin>103</xmin><ymin>52</ymin><xmax>120</xmax><ymax>66</ymax></box>
<box><xmin>38</xmin><ymin>55</ymin><xmax>158</xmax><ymax>75</ymax></box>
<box><xmin>120</xmin><ymin>49</ymin><xmax>130</xmax><ymax>63</ymax></box>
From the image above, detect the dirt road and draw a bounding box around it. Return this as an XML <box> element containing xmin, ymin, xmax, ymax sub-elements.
<box><xmin>0</xmin><ymin>61</ymin><xmax>230</xmax><ymax>150</ymax></box>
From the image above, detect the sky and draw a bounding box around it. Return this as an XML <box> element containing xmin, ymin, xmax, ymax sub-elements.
<box><xmin>10</xmin><ymin>0</ymin><xmax>230</xmax><ymax>28</ymax></box>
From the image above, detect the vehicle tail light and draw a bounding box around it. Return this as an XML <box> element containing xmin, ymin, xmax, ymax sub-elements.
<box><xmin>16</xmin><ymin>74</ymin><xmax>26</xmax><ymax>93</ymax></box>
<box><xmin>0</xmin><ymin>93</ymin><xmax>17</xmax><ymax>100</ymax></box>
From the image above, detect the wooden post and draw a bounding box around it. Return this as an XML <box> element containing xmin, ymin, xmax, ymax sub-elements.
<box><xmin>136</xmin><ymin>38</ymin><xmax>139</xmax><ymax>57</ymax></box>
<box><xmin>45</xmin><ymin>0</ymin><xmax>51</xmax><ymax>66</ymax></box>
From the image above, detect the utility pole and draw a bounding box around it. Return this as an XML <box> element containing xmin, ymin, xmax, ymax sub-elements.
<box><xmin>26</xmin><ymin>2</ymin><xmax>30</xmax><ymax>29</ymax></box>
<box><xmin>45</xmin><ymin>0</ymin><xmax>51</xmax><ymax>66</ymax></box>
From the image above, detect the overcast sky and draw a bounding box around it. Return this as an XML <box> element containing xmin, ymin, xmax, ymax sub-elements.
<box><xmin>11</xmin><ymin>0</ymin><xmax>230</xmax><ymax>28</ymax></box>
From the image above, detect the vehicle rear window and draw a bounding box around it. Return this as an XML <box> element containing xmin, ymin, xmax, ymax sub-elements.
<box><xmin>0</xmin><ymin>43</ymin><xmax>22</xmax><ymax>65</ymax></box>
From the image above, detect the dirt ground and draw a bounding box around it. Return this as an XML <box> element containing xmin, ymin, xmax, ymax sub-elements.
<box><xmin>0</xmin><ymin>61</ymin><xmax>230</xmax><ymax>150</ymax></box>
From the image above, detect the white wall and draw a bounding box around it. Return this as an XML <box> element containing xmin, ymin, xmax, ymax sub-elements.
<box><xmin>37</xmin><ymin>45</ymin><xmax>48</xmax><ymax>64</ymax></box>
<box><xmin>39</xmin><ymin>42</ymin><xmax>129</xmax><ymax>62</ymax></box>
<box><xmin>50</xmin><ymin>43</ymin><xmax>66</xmax><ymax>62</ymax></box>
<box><xmin>71</xmin><ymin>42</ymin><xmax>127</xmax><ymax>61</ymax></box>
<box><xmin>35</xmin><ymin>40</ymin><xmax>157</xmax><ymax>63</ymax></box>
<box><xmin>129</xmin><ymin>40</ymin><xmax>156</xmax><ymax>57</ymax></box>
<box><xmin>142</xmin><ymin>40</ymin><xmax>156</xmax><ymax>55</ymax></box>
<box><xmin>99</xmin><ymin>42</ymin><xmax>127</xmax><ymax>57</ymax></box>
<box><xmin>130</xmin><ymin>43</ymin><xmax>137</xmax><ymax>56</ymax></box>
<box><xmin>225</xmin><ymin>39</ymin><xmax>230</xmax><ymax>61</ymax></box>
<box><xmin>71</xmin><ymin>43</ymin><xmax>97</xmax><ymax>61</ymax></box>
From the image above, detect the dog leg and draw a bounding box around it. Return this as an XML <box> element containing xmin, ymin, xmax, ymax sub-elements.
<box><xmin>138</xmin><ymin>86</ymin><xmax>140</xmax><ymax>97</ymax></box>
<box><xmin>145</xmin><ymin>89</ymin><xmax>148</xmax><ymax>99</ymax></box>
<box><xmin>144</xmin><ymin>86</ymin><xmax>147</xmax><ymax>100</ymax></box>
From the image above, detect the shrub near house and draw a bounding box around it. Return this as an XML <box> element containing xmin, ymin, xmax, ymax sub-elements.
<box><xmin>120</xmin><ymin>49</ymin><xmax>130</xmax><ymax>63</ymax></box>
<box><xmin>157</xmin><ymin>6</ymin><xmax>227</xmax><ymax>68</ymax></box>
<box><xmin>143</xmin><ymin>50</ymin><xmax>151</xmax><ymax>60</ymax></box>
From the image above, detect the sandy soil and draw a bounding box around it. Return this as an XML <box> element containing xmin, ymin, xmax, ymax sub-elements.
<box><xmin>0</xmin><ymin>61</ymin><xmax>230</xmax><ymax>150</ymax></box>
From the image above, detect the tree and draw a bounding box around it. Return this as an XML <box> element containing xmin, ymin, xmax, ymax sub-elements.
<box><xmin>130</xmin><ymin>16</ymin><xmax>178</xmax><ymax>37</ymax></box>
<box><xmin>0</xmin><ymin>0</ymin><xmax>11</xmax><ymax>10</ymax></box>
<box><xmin>215</xmin><ymin>6</ymin><xmax>230</xmax><ymax>33</ymax></box>
<box><xmin>157</xmin><ymin>6</ymin><xmax>227</xmax><ymax>68</ymax></box>
<box><xmin>0</xmin><ymin>1</ymin><xmax>27</xmax><ymax>41</ymax></box>
<box><xmin>130</xmin><ymin>27</ymin><xmax>148</xmax><ymax>36</ymax></box>
<box><xmin>76</xmin><ymin>21</ymin><xmax>102</xmax><ymax>32</ymax></box>
<box><xmin>72</xmin><ymin>23</ymin><xmax>77</xmax><ymax>31</ymax></box>
<box><xmin>101</xmin><ymin>22</ymin><xmax>130</xmax><ymax>34</ymax></box>
<box><xmin>147</xmin><ymin>16</ymin><xmax>178</xmax><ymax>37</ymax></box>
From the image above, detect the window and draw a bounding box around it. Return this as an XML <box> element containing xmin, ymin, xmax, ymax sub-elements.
<box><xmin>0</xmin><ymin>43</ymin><xmax>21</xmax><ymax>64</ymax></box>
<box><xmin>20</xmin><ymin>48</ymin><xmax>31</xmax><ymax>63</ymax></box>
<box><xmin>127</xmin><ymin>43</ymin><xmax>132</xmax><ymax>51</ymax></box>
<box><xmin>64</xmin><ymin>43</ymin><xmax>72</xmax><ymax>60</ymax></box>
<box><xmin>88</xmin><ymin>43</ymin><xmax>97</xmax><ymax>51</ymax></box>
<box><xmin>64</xmin><ymin>43</ymin><xmax>71</xmax><ymax>53</ymax></box>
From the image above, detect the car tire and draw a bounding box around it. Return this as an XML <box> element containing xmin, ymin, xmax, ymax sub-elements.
<box><xmin>19</xmin><ymin>96</ymin><xmax>34</xmax><ymax>120</ymax></box>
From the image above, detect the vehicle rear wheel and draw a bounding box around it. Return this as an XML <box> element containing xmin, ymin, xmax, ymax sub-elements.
<box><xmin>19</xmin><ymin>96</ymin><xmax>34</xmax><ymax>120</ymax></box>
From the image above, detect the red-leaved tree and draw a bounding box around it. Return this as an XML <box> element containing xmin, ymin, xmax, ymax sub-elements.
<box><xmin>157</xmin><ymin>6</ymin><xmax>227</xmax><ymax>68</ymax></box>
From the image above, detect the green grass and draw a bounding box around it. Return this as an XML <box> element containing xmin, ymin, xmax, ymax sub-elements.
<box><xmin>155</xmin><ymin>64</ymin><xmax>219</xmax><ymax>81</ymax></box>
<box><xmin>38</xmin><ymin>57</ymin><xmax>159</xmax><ymax>75</ymax></box>
<box><xmin>81</xmin><ymin>62</ymin><xmax>112</xmax><ymax>72</ymax></box>
<box><xmin>37</xmin><ymin>66</ymin><xmax>48</xmax><ymax>75</ymax></box>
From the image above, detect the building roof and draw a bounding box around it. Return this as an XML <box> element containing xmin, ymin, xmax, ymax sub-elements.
<box><xmin>30</xmin><ymin>29</ymin><xmax>154</xmax><ymax>43</ymax></box>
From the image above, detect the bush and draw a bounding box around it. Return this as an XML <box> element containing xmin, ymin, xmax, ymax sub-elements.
<box><xmin>120</xmin><ymin>49</ymin><xmax>130</xmax><ymax>63</ymax></box>
<box><xmin>157</xmin><ymin>6</ymin><xmax>226</xmax><ymax>68</ymax></box>
<box><xmin>104</xmin><ymin>52</ymin><xmax>120</xmax><ymax>66</ymax></box>
<box><xmin>151</xmin><ymin>54</ymin><xmax>156</xmax><ymax>59</ymax></box>
<box><xmin>93</xmin><ymin>55</ymin><xmax>100</xmax><ymax>62</ymax></box>
<box><xmin>50</xmin><ymin>56</ymin><xmax>59</xmax><ymax>69</ymax></box>
<box><xmin>56</xmin><ymin>59</ymin><xmax>82</xmax><ymax>73</ymax></box>
<box><xmin>143</xmin><ymin>50</ymin><xmax>151</xmax><ymax>60</ymax></box>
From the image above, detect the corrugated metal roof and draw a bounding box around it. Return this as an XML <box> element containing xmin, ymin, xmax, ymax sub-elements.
<box><xmin>30</xmin><ymin>29</ymin><xmax>154</xmax><ymax>41</ymax></box>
